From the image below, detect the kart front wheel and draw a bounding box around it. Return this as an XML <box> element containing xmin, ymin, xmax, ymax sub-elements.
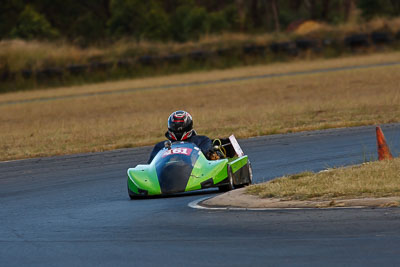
<box><xmin>128</xmin><ymin>192</ymin><xmax>138</xmax><ymax>200</ymax></box>
<box><xmin>128</xmin><ymin>182</ymin><xmax>142</xmax><ymax>200</ymax></box>
<box><xmin>218</xmin><ymin>166</ymin><xmax>234</xmax><ymax>192</ymax></box>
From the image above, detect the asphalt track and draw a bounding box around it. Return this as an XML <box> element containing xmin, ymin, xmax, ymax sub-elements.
<box><xmin>1</xmin><ymin>124</ymin><xmax>400</xmax><ymax>266</ymax></box>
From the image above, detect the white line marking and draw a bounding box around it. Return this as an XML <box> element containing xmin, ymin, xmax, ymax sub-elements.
<box><xmin>0</xmin><ymin>159</ymin><xmax>26</xmax><ymax>164</ymax></box>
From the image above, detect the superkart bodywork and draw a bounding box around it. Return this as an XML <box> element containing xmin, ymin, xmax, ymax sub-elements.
<box><xmin>127</xmin><ymin>136</ymin><xmax>252</xmax><ymax>199</ymax></box>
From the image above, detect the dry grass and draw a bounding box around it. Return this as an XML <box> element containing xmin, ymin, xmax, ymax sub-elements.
<box><xmin>295</xmin><ymin>17</ymin><xmax>400</xmax><ymax>39</ymax></box>
<box><xmin>2</xmin><ymin>16</ymin><xmax>400</xmax><ymax>73</ymax></box>
<box><xmin>1</xmin><ymin>53</ymin><xmax>400</xmax><ymax>160</ymax></box>
<box><xmin>0</xmin><ymin>34</ymin><xmax>254</xmax><ymax>73</ymax></box>
<box><xmin>0</xmin><ymin>32</ymin><xmax>290</xmax><ymax>72</ymax></box>
<box><xmin>246</xmin><ymin>158</ymin><xmax>400</xmax><ymax>200</ymax></box>
<box><xmin>0</xmin><ymin>40</ymin><xmax>103</xmax><ymax>71</ymax></box>
<box><xmin>335</xmin><ymin>17</ymin><xmax>400</xmax><ymax>35</ymax></box>
<box><xmin>2</xmin><ymin>52</ymin><xmax>399</xmax><ymax>103</ymax></box>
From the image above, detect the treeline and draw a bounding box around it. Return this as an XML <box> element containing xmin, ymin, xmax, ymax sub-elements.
<box><xmin>1</xmin><ymin>0</ymin><xmax>400</xmax><ymax>44</ymax></box>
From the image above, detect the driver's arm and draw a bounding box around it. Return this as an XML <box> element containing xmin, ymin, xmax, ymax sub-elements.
<box><xmin>196</xmin><ymin>136</ymin><xmax>213</xmax><ymax>159</ymax></box>
<box><xmin>147</xmin><ymin>142</ymin><xmax>165</xmax><ymax>164</ymax></box>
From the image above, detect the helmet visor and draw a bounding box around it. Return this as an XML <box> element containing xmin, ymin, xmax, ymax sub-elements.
<box><xmin>168</xmin><ymin>129</ymin><xmax>193</xmax><ymax>141</ymax></box>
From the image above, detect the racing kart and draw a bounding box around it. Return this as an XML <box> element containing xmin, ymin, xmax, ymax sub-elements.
<box><xmin>127</xmin><ymin>135</ymin><xmax>252</xmax><ymax>199</ymax></box>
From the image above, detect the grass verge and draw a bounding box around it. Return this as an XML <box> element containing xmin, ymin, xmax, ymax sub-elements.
<box><xmin>246</xmin><ymin>158</ymin><xmax>400</xmax><ymax>201</ymax></box>
<box><xmin>2</xmin><ymin>17</ymin><xmax>400</xmax><ymax>73</ymax></box>
<box><xmin>1</xmin><ymin>52</ymin><xmax>400</xmax><ymax>161</ymax></box>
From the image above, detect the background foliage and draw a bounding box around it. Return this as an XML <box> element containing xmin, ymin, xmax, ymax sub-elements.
<box><xmin>1</xmin><ymin>0</ymin><xmax>400</xmax><ymax>44</ymax></box>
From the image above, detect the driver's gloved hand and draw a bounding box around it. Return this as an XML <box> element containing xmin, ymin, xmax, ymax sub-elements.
<box><xmin>207</xmin><ymin>150</ymin><xmax>224</xmax><ymax>160</ymax></box>
<box><xmin>209</xmin><ymin>152</ymin><xmax>220</xmax><ymax>160</ymax></box>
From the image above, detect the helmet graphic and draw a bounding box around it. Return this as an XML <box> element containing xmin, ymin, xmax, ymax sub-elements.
<box><xmin>167</xmin><ymin>110</ymin><xmax>194</xmax><ymax>141</ymax></box>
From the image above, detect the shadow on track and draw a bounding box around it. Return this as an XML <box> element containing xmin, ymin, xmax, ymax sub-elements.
<box><xmin>127</xmin><ymin>188</ymin><xmax>219</xmax><ymax>201</ymax></box>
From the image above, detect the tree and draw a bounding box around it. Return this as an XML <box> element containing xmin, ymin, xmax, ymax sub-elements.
<box><xmin>343</xmin><ymin>0</ymin><xmax>356</xmax><ymax>21</ymax></box>
<box><xmin>235</xmin><ymin>0</ymin><xmax>247</xmax><ymax>31</ymax></box>
<box><xmin>107</xmin><ymin>0</ymin><xmax>148</xmax><ymax>40</ymax></box>
<box><xmin>10</xmin><ymin>5</ymin><xmax>59</xmax><ymax>40</ymax></box>
<box><xmin>389</xmin><ymin>0</ymin><xmax>400</xmax><ymax>15</ymax></box>
<box><xmin>27</xmin><ymin>0</ymin><xmax>110</xmax><ymax>41</ymax></box>
<box><xmin>71</xmin><ymin>12</ymin><xmax>106</xmax><ymax>43</ymax></box>
<box><xmin>322</xmin><ymin>0</ymin><xmax>332</xmax><ymax>20</ymax></box>
<box><xmin>271</xmin><ymin>0</ymin><xmax>280</xmax><ymax>32</ymax></box>
<box><xmin>143</xmin><ymin>3</ymin><xmax>170</xmax><ymax>41</ymax></box>
<box><xmin>169</xmin><ymin>1</ymin><xmax>209</xmax><ymax>42</ymax></box>
<box><xmin>358</xmin><ymin>0</ymin><xmax>393</xmax><ymax>20</ymax></box>
<box><xmin>0</xmin><ymin>0</ymin><xmax>24</xmax><ymax>39</ymax></box>
<box><xmin>70</xmin><ymin>0</ymin><xmax>110</xmax><ymax>41</ymax></box>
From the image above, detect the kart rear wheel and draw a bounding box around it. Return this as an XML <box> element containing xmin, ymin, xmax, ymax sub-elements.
<box><xmin>243</xmin><ymin>162</ymin><xmax>253</xmax><ymax>186</ymax></box>
<box><xmin>233</xmin><ymin>161</ymin><xmax>253</xmax><ymax>188</ymax></box>
<box><xmin>218</xmin><ymin>166</ymin><xmax>234</xmax><ymax>192</ymax></box>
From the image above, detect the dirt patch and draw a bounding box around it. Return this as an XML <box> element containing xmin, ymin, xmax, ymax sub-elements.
<box><xmin>202</xmin><ymin>188</ymin><xmax>400</xmax><ymax>209</ymax></box>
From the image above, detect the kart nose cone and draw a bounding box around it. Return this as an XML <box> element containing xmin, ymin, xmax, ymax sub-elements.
<box><xmin>158</xmin><ymin>161</ymin><xmax>192</xmax><ymax>194</ymax></box>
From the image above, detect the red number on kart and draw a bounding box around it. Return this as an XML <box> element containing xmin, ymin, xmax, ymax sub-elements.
<box><xmin>162</xmin><ymin>148</ymin><xmax>192</xmax><ymax>157</ymax></box>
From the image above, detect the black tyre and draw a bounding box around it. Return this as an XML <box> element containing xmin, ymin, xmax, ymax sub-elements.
<box><xmin>128</xmin><ymin>182</ymin><xmax>141</xmax><ymax>200</ymax></box>
<box><xmin>243</xmin><ymin>162</ymin><xmax>253</xmax><ymax>186</ymax></box>
<box><xmin>128</xmin><ymin>191</ymin><xmax>138</xmax><ymax>200</ymax></box>
<box><xmin>218</xmin><ymin>166</ymin><xmax>234</xmax><ymax>192</ymax></box>
<box><xmin>234</xmin><ymin>161</ymin><xmax>253</xmax><ymax>188</ymax></box>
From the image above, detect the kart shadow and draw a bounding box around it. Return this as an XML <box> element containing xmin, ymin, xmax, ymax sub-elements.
<box><xmin>129</xmin><ymin>188</ymin><xmax>220</xmax><ymax>201</ymax></box>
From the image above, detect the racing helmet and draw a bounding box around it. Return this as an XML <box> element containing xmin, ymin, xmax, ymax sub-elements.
<box><xmin>167</xmin><ymin>110</ymin><xmax>194</xmax><ymax>141</ymax></box>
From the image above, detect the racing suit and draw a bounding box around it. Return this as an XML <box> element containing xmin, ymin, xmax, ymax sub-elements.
<box><xmin>147</xmin><ymin>131</ymin><xmax>212</xmax><ymax>164</ymax></box>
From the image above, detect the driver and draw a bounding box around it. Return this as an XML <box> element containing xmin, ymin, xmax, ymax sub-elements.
<box><xmin>147</xmin><ymin>110</ymin><xmax>213</xmax><ymax>163</ymax></box>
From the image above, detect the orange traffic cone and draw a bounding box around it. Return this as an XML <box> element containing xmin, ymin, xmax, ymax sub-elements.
<box><xmin>376</xmin><ymin>126</ymin><xmax>393</xmax><ymax>160</ymax></box>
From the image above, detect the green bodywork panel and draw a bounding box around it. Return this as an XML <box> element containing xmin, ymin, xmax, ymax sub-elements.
<box><xmin>127</xmin><ymin>164</ymin><xmax>161</xmax><ymax>195</ymax></box>
<box><xmin>229</xmin><ymin>156</ymin><xmax>248</xmax><ymax>173</ymax></box>
<box><xmin>185</xmin><ymin>153</ymin><xmax>228</xmax><ymax>191</ymax></box>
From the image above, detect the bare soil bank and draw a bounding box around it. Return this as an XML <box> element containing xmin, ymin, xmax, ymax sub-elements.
<box><xmin>202</xmin><ymin>188</ymin><xmax>400</xmax><ymax>209</ymax></box>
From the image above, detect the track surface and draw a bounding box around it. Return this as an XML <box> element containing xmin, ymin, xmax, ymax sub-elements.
<box><xmin>1</xmin><ymin>124</ymin><xmax>400</xmax><ymax>266</ymax></box>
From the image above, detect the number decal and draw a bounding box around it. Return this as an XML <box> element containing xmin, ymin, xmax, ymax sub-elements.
<box><xmin>162</xmin><ymin>148</ymin><xmax>193</xmax><ymax>157</ymax></box>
